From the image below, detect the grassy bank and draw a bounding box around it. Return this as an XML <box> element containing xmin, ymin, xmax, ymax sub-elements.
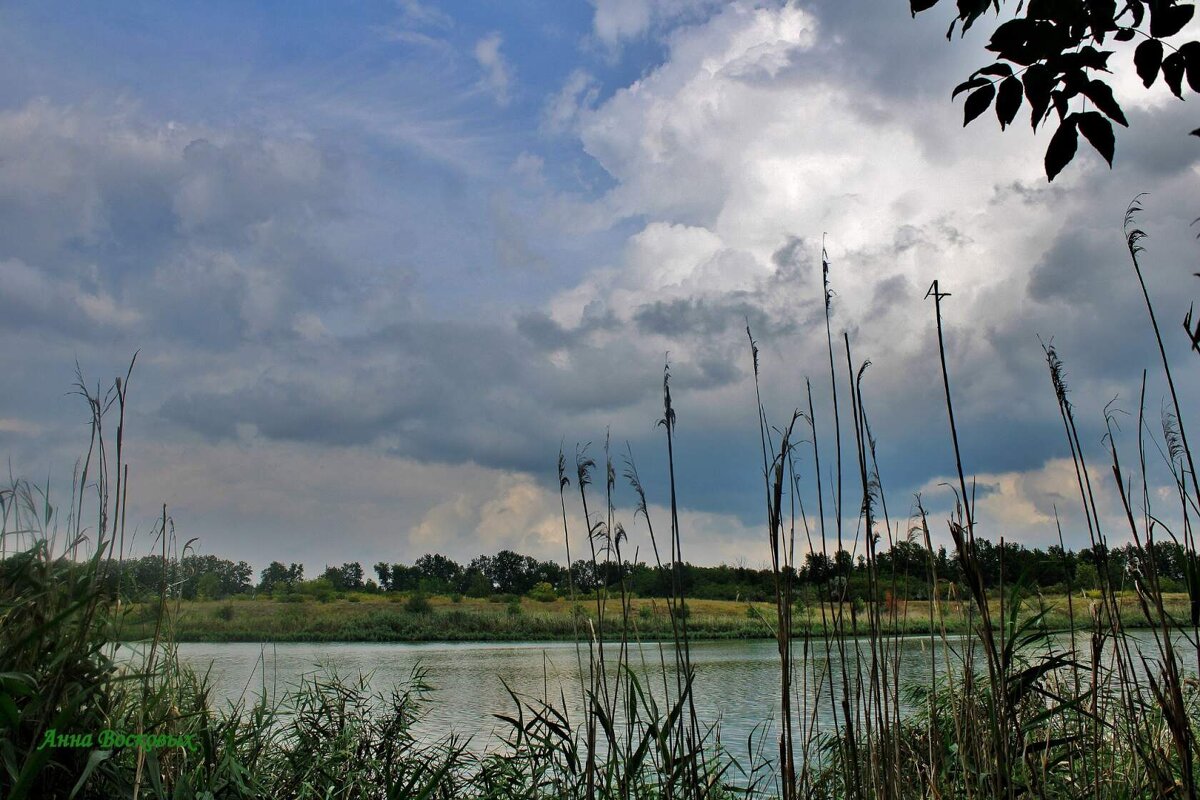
<box><xmin>118</xmin><ymin>592</ymin><xmax>1196</xmax><ymax>642</ymax></box>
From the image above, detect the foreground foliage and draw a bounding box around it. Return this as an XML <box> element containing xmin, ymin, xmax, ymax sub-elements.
<box><xmin>910</xmin><ymin>0</ymin><xmax>1200</xmax><ymax>180</ymax></box>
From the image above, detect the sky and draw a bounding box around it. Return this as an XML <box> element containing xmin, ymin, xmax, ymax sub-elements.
<box><xmin>2</xmin><ymin>0</ymin><xmax>1198</xmax><ymax>576</ymax></box>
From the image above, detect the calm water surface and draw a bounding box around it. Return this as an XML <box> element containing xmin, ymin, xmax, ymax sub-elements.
<box><xmin>159</xmin><ymin>632</ymin><xmax>1181</xmax><ymax>754</ymax></box>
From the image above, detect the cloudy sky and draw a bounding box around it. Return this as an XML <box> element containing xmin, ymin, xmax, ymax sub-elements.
<box><xmin>2</xmin><ymin>0</ymin><xmax>1198</xmax><ymax>575</ymax></box>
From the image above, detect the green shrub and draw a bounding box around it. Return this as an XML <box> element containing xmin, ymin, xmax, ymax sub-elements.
<box><xmin>215</xmin><ymin>604</ymin><xmax>235</xmax><ymax>622</ymax></box>
<box><xmin>127</xmin><ymin>600</ymin><xmax>162</xmax><ymax>624</ymax></box>
<box><xmin>405</xmin><ymin>592</ymin><xmax>432</xmax><ymax>614</ymax></box>
<box><xmin>528</xmin><ymin>582</ymin><xmax>557</xmax><ymax>602</ymax></box>
<box><xmin>298</xmin><ymin>577</ymin><xmax>335</xmax><ymax>603</ymax></box>
<box><xmin>443</xmin><ymin>609</ymin><xmax>471</xmax><ymax>627</ymax></box>
<box><xmin>506</xmin><ymin>597</ymin><xmax>522</xmax><ymax>617</ymax></box>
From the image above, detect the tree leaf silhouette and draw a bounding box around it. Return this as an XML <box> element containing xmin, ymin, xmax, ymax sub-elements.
<box><xmin>996</xmin><ymin>76</ymin><xmax>1023</xmax><ymax>129</ymax></box>
<box><xmin>1149</xmin><ymin>1</ymin><xmax>1194</xmax><ymax>38</ymax></box>
<box><xmin>953</xmin><ymin>75</ymin><xmax>991</xmax><ymax>98</ymax></box>
<box><xmin>964</xmin><ymin>83</ymin><xmax>996</xmax><ymax>126</ymax></box>
<box><xmin>1182</xmin><ymin>41</ymin><xmax>1200</xmax><ymax>92</ymax></box>
<box><xmin>1045</xmin><ymin>115</ymin><xmax>1079</xmax><ymax>181</ymax></box>
<box><xmin>1135</xmin><ymin>38</ymin><xmax>1164</xmax><ymax>88</ymax></box>
<box><xmin>1082</xmin><ymin>80</ymin><xmax>1128</xmax><ymax>126</ymax></box>
<box><xmin>1077</xmin><ymin>111</ymin><xmax>1115</xmax><ymax>166</ymax></box>
<box><xmin>1163</xmin><ymin>51</ymin><xmax>1186</xmax><ymax>97</ymax></box>
<box><xmin>1022</xmin><ymin>64</ymin><xmax>1054</xmax><ymax>129</ymax></box>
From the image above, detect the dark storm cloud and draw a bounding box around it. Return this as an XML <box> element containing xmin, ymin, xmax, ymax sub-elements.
<box><xmin>626</xmin><ymin>234</ymin><xmax>825</xmax><ymax>342</ymax></box>
<box><xmin>0</xmin><ymin>98</ymin><xmax>755</xmax><ymax>488</ymax></box>
<box><xmin>686</xmin><ymin>355</ymin><xmax>741</xmax><ymax>390</ymax></box>
<box><xmin>770</xmin><ymin>235</ymin><xmax>813</xmax><ymax>274</ymax></box>
<box><xmin>763</xmin><ymin>0</ymin><xmax>983</xmax><ymax>101</ymax></box>
<box><xmin>6</xmin><ymin>0</ymin><xmax>1200</xmax><ymax>567</ymax></box>
<box><xmin>160</xmin><ymin>369</ymin><xmax>412</xmax><ymax>446</ymax></box>
<box><xmin>515</xmin><ymin>305</ymin><xmax>619</xmax><ymax>350</ymax></box>
<box><xmin>868</xmin><ymin>274</ymin><xmax>911</xmax><ymax>317</ymax></box>
<box><xmin>515</xmin><ymin>311</ymin><xmax>572</xmax><ymax>349</ymax></box>
<box><xmin>1119</xmin><ymin>102</ymin><xmax>1200</xmax><ymax>180</ymax></box>
<box><xmin>174</xmin><ymin>137</ymin><xmax>345</xmax><ymax>244</ymax></box>
<box><xmin>158</xmin><ymin>315</ymin><xmax>680</xmax><ymax>472</ymax></box>
<box><xmin>990</xmin><ymin>179</ymin><xmax>1069</xmax><ymax>208</ymax></box>
<box><xmin>1027</xmin><ymin>228</ymin><xmax>1120</xmax><ymax>306</ymax></box>
<box><xmin>625</xmin><ymin>235</ymin><xmax>831</xmax><ymax>372</ymax></box>
<box><xmin>1014</xmin><ymin>143</ymin><xmax>1200</xmax><ymax>387</ymax></box>
<box><xmin>0</xmin><ymin>103</ymin><xmax>352</xmax><ymax>350</ymax></box>
<box><xmin>632</xmin><ymin>296</ymin><xmax>792</xmax><ymax>338</ymax></box>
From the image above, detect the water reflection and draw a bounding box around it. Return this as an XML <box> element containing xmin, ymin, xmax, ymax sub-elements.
<box><xmin>148</xmin><ymin>629</ymin><xmax>1185</xmax><ymax>759</ymax></box>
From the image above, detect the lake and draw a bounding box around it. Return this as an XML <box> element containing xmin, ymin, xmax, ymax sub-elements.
<box><xmin>158</xmin><ymin>630</ymin><xmax>1184</xmax><ymax>758</ymax></box>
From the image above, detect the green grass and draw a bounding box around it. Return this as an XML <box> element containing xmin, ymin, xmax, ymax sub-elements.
<box><xmin>115</xmin><ymin>592</ymin><xmax>1196</xmax><ymax>642</ymax></box>
<box><xmin>118</xmin><ymin>595</ymin><xmax>774</xmax><ymax>642</ymax></box>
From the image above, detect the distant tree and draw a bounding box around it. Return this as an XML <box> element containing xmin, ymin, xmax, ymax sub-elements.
<box><xmin>1043</xmin><ymin>544</ymin><xmax>1073</xmax><ymax>588</ymax></box>
<box><xmin>178</xmin><ymin>555</ymin><xmax>251</xmax><ymax>599</ymax></box>
<box><xmin>340</xmin><ymin>562</ymin><xmax>364</xmax><ymax>590</ymax></box>
<box><xmin>833</xmin><ymin>549</ymin><xmax>854</xmax><ymax>578</ymax></box>
<box><xmin>908</xmin><ymin>0</ymin><xmax>1200</xmax><ymax>179</ymax></box>
<box><xmin>972</xmin><ymin>538</ymin><xmax>1001</xmax><ymax>587</ymax></box>
<box><xmin>374</xmin><ymin>561</ymin><xmax>392</xmax><ymax>592</ymax></box>
<box><xmin>528</xmin><ymin>558</ymin><xmax>565</xmax><ymax>589</ymax></box>
<box><xmin>487</xmin><ymin>550</ymin><xmax>526</xmax><ymax>594</ymax></box>
<box><xmin>196</xmin><ymin>572</ymin><xmax>221</xmax><ymax>600</ymax></box>
<box><xmin>321</xmin><ymin>565</ymin><xmax>345</xmax><ymax>590</ymax></box>
<box><xmin>259</xmin><ymin>561</ymin><xmax>290</xmax><ymax>593</ymax></box>
<box><xmin>934</xmin><ymin>546</ymin><xmax>956</xmax><ymax>583</ymax></box>
<box><xmin>1076</xmin><ymin>562</ymin><xmax>1100</xmax><ymax>591</ymax></box>
<box><xmin>462</xmin><ymin>568</ymin><xmax>493</xmax><ymax>598</ymax></box>
<box><xmin>569</xmin><ymin>561</ymin><xmax>599</xmax><ymax>593</ymax></box>
<box><xmin>804</xmin><ymin>551</ymin><xmax>833</xmax><ymax>584</ymax></box>
<box><xmin>413</xmin><ymin>553</ymin><xmax>462</xmax><ymax>592</ymax></box>
<box><xmin>232</xmin><ymin>561</ymin><xmax>253</xmax><ymax>592</ymax></box>
<box><xmin>158</xmin><ymin>538</ymin><xmax>1156</xmax><ymax>607</ymax></box>
<box><xmin>390</xmin><ymin>563</ymin><xmax>419</xmax><ymax>592</ymax></box>
<box><xmin>877</xmin><ymin>540</ymin><xmax>928</xmax><ymax>577</ymax></box>
<box><xmin>129</xmin><ymin>556</ymin><xmax>168</xmax><ymax>598</ymax></box>
<box><xmin>316</xmin><ymin>562</ymin><xmax>363</xmax><ymax>591</ymax></box>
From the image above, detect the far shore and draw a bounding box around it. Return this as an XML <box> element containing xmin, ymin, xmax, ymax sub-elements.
<box><xmin>114</xmin><ymin>592</ymin><xmax>1191</xmax><ymax>644</ymax></box>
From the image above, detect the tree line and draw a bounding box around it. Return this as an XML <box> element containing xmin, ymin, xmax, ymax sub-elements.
<box><xmin>25</xmin><ymin>537</ymin><xmax>1191</xmax><ymax>603</ymax></box>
